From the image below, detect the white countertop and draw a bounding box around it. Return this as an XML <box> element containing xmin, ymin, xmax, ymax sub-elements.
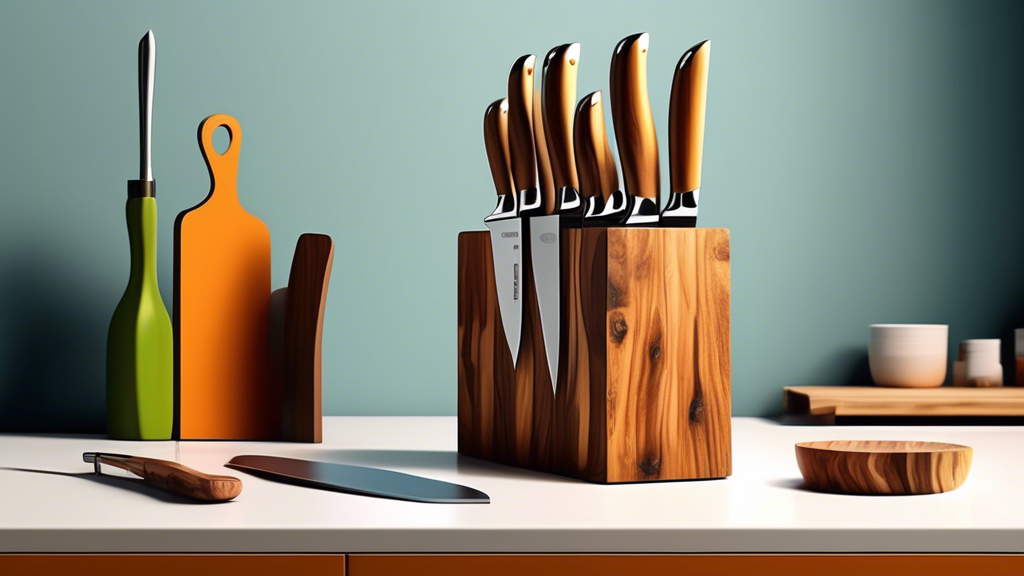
<box><xmin>1</xmin><ymin>417</ymin><xmax>1021</xmax><ymax>554</ymax></box>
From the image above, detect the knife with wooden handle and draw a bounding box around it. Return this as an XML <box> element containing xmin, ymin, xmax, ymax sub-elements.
<box><xmin>609</xmin><ymin>32</ymin><xmax>660</xmax><ymax>226</ymax></box>
<box><xmin>484</xmin><ymin>99</ymin><xmax>515</xmax><ymax>198</ymax></box>
<box><xmin>542</xmin><ymin>43</ymin><xmax>582</xmax><ymax>215</ymax></box>
<box><xmin>575</xmin><ymin>91</ymin><xmax>626</xmax><ymax>224</ymax></box>
<box><xmin>483</xmin><ymin>95</ymin><xmax>523</xmax><ymax>368</ymax></box>
<box><xmin>84</xmin><ymin>452</ymin><xmax>242</xmax><ymax>502</ymax></box>
<box><xmin>663</xmin><ymin>40</ymin><xmax>710</xmax><ymax>227</ymax></box>
<box><xmin>534</xmin><ymin>88</ymin><xmax>556</xmax><ymax>215</ymax></box>
<box><xmin>508</xmin><ymin>54</ymin><xmax>540</xmax><ymax>214</ymax></box>
<box><xmin>531</xmin><ymin>42</ymin><xmax>582</xmax><ymax>395</ymax></box>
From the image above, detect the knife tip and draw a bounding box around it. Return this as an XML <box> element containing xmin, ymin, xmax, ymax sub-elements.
<box><xmin>615</xmin><ymin>32</ymin><xmax>649</xmax><ymax>55</ymax></box>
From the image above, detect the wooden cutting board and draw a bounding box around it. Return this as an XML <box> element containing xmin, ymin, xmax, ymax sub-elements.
<box><xmin>785</xmin><ymin>386</ymin><xmax>1024</xmax><ymax>420</ymax></box>
<box><xmin>174</xmin><ymin>114</ymin><xmax>277</xmax><ymax>440</ymax></box>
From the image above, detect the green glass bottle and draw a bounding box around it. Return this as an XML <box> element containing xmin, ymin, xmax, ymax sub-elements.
<box><xmin>106</xmin><ymin>30</ymin><xmax>172</xmax><ymax>440</ymax></box>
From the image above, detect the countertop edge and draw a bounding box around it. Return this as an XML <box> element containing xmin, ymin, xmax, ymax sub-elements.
<box><xmin>3</xmin><ymin>528</ymin><xmax>1024</xmax><ymax>554</ymax></box>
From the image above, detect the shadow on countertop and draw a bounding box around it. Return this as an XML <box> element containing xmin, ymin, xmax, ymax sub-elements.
<box><xmin>0</xmin><ymin>466</ymin><xmax>224</xmax><ymax>504</ymax></box>
<box><xmin>309</xmin><ymin>449</ymin><xmax>578</xmax><ymax>484</ymax></box>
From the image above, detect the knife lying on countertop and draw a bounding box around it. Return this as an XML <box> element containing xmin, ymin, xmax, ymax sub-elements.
<box><xmin>609</xmin><ymin>32</ymin><xmax>660</xmax><ymax>227</ymax></box>
<box><xmin>663</xmin><ymin>40</ymin><xmax>711</xmax><ymax>227</ymax></box>
<box><xmin>83</xmin><ymin>452</ymin><xmax>242</xmax><ymax>502</ymax></box>
<box><xmin>530</xmin><ymin>42</ymin><xmax>584</xmax><ymax>395</ymax></box>
<box><xmin>575</xmin><ymin>90</ymin><xmax>625</xmax><ymax>225</ymax></box>
<box><xmin>227</xmin><ymin>455</ymin><xmax>490</xmax><ymax>504</ymax></box>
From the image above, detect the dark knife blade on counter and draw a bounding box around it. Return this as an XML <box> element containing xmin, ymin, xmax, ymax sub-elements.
<box><xmin>227</xmin><ymin>455</ymin><xmax>490</xmax><ymax>504</ymax></box>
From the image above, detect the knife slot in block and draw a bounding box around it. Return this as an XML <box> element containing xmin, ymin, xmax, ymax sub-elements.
<box><xmin>458</xmin><ymin>227</ymin><xmax>732</xmax><ymax>483</ymax></box>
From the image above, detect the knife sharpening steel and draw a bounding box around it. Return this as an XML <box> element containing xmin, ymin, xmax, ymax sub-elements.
<box><xmin>458</xmin><ymin>227</ymin><xmax>731</xmax><ymax>483</ymax></box>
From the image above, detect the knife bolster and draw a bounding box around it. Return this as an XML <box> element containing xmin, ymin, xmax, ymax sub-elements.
<box><xmin>584</xmin><ymin>190</ymin><xmax>630</xmax><ymax>227</ymax></box>
<box><xmin>661</xmin><ymin>190</ymin><xmax>699</xmax><ymax>228</ymax></box>
<box><xmin>517</xmin><ymin>187</ymin><xmax>544</xmax><ymax>217</ymax></box>
<box><xmin>623</xmin><ymin>196</ymin><xmax>661</xmax><ymax>226</ymax></box>
<box><xmin>485</xmin><ymin>193</ymin><xmax>518</xmax><ymax>222</ymax></box>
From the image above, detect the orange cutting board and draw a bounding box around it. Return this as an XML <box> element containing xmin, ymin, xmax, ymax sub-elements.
<box><xmin>173</xmin><ymin>114</ymin><xmax>278</xmax><ymax>439</ymax></box>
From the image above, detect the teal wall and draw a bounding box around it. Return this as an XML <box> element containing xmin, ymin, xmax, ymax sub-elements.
<box><xmin>1</xmin><ymin>1</ymin><xmax>1022</xmax><ymax>431</ymax></box>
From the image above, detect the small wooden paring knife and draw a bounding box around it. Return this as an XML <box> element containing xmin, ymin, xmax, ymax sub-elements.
<box><xmin>84</xmin><ymin>452</ymin><xmax>242</xmax><ymax>502</ymax></box>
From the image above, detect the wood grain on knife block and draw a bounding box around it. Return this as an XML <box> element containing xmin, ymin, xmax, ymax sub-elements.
<box><xmin>784</xmin><ymin>386</ymin><xmax>1024</xmax><ymax>418</ymax></box>
<box><xmin>458</xmin><ymin>228</ymin><xmax>731</xmax><ymax>483</ymax></box>
<box><xmin>98</xmin><ymin>455</ymin><xmax>242</xmax><ymax>501</ymax></box>
<box><xmin>174</xmin><ymin>114</ymin><xmax>277</xmax><ymax>440</ymax></box>
<box><xmin>795</xmin><ymin>441</ymin><xmax>972</xmax><ymax>495</ymax></box>
<box><xmin>281</xmin><ymin>234</ymin><xmax>334</xmax><ymax>443</ymax></box>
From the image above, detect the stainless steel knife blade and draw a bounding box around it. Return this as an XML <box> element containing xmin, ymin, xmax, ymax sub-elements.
<box><xmin>227</xmin><ymin>455</ymin><xmax>490</xmax><ymax>504</ymax></box>
<box><xmin>531</xmin><ymin>43</ymin><xmax>582</xmax><ymax>395</ymax></box>
<box><xmin>483</xmin><ymin>97</ymin><xmax>522</xmax><ymax>367</ymax></box>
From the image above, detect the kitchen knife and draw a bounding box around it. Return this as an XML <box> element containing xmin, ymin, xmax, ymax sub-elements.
<box><xmin>663</xmin><ymin>40</ymin><xmax>711</xmax><ymax>227</ymax></box>
<box><xmin>483</xmin><ymin>54</ymin><xmax>536</xmax><ymax>369</ymax></box>
<box><xmin>609</xmin><ymin>33</ymin><xmax>660</xmax><ymax>226</ymax></box>
<box><xmin>575</xmin><ymin>91</ymin><xmax>626</xmax><ymax>224</ymax></box>
<box><xmin>227</xmin><ymin>455</ymin><xmax>490</xmax><ymax>504</ymax></box>
<box><xmin>531</xmin><ymin>43</ymin><xmax>583</xmax><ymax>395</ymax></box>
<box><xmin>84</xmin><ymin>452</ymin><xmax>242</xmax><ymax>502</ymax></box>
<box><xmin>483</xmin><ymin>96</ymin><xmax>522</xmax><ymax>368</ymax></box>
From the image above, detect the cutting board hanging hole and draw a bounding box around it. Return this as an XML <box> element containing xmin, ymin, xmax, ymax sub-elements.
<box><xmin>212</xmin><ymin>126</ymin><xmax>231</xmax><ymax>154</ymax></box>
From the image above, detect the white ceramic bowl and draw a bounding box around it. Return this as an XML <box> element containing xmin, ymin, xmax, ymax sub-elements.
<box><xmin>868</xmin><ymin>324</ymin><xmax>948</xmax><ymax>388</ymax></box>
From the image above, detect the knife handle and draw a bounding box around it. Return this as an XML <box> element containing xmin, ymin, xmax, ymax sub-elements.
<box><xmin>533</xmin><ymin>88</ymin><xmax>556</xmax><ymax>214</ymax></box>
<box><xmin>84</xmin><ymin>452</ymin><xmax>242</xmax><ymax>502</ymax></box>
<box><xmin>609</xmin><ymin>33</ymin><xmax>659</xmax><ymax>203</ymax></box>
<box><xmin>507</xmin><ymin>55</ymin><xmax>538</xmax><ymax>202</ymax></box>
<box><xmin>198</xmin><ymin>114</ymin><xmax>243</xmax><ymax>196</ymax></box>
<box><xmin>483</xmin><ymin>99</ymin><xmax>515</xmax><ymax>198</ymax></box>
<box><xmin>669</xmin><ymin>40</ymin><xmax>710</xmax><ymax>195</ymax></box>
<box><xmin>574</xmin><ymin>91</ymin><xmax>619</xmax><ymax>202</ymax></box>
<box><xmin>542</xmin><ymin>43</ymin><xmax>580</xmax><ymax>203</ymax></box>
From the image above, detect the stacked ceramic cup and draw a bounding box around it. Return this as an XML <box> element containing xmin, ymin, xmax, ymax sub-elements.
<box><xmin>868</xmin><ymin>324</ymin><xmax>948</xmax><ymax>388</ymax></box>
<box><xmin>952</xmin><ymin>339</ymin><xmax>1002</xmax><ymax>388</ymax></box>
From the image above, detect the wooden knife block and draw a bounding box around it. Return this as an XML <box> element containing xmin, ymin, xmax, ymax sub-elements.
<box><xmin>458</xmin><ymin>227</ymin><xmax>732</xmax><ymax>483</ymax></box>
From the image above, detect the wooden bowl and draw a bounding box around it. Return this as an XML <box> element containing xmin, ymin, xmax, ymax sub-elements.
<box><xmin>795</xmin><ymin>440</ymin><xmax>972</xmax><ymax>495</ymax></box>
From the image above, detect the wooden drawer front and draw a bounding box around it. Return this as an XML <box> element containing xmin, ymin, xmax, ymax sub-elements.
<box><xmin>0</xmin><ymin>555</ymin><xmax>345</xmax><ymax>575</ymax></box>
<box><xmin>349</xmin><ymin>554</ymin><xmax>1022</xmax><ymax>576</ymax></box>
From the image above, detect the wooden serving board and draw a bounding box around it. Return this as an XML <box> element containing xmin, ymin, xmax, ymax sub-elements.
<box><xmin>784</xmin><ymin>386</ymin><xmax>1024</xmax><ymax>422</ymax></box>
<box><xmin>174</xmin><ymin>114</ymin><xmax>277</xmax><ymax>440</ymax></box>
<box><xmin>281</xmin><ymin>233</ymin><xmax>335</xmax><ymax>443</ymax></box>
<box><xmin>795</xmin><ymin>440</ymin><xmax>972</xmax><ymax>495</ymax></box>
